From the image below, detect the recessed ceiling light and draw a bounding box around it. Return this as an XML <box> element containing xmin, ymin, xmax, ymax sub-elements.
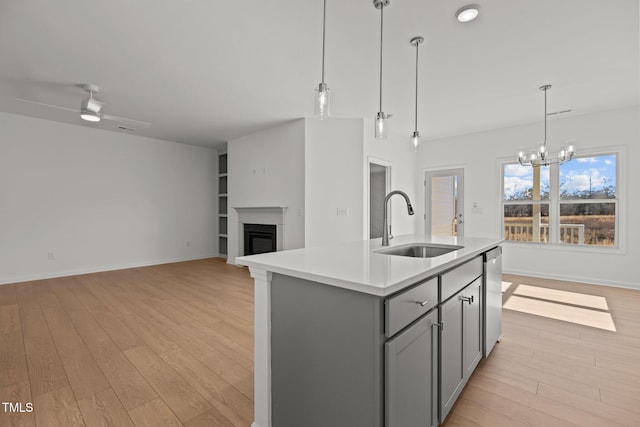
<box><xmin>456</xmin><ymin>5</ymin><xmax>480</xmax><ymax>23</ymax></box>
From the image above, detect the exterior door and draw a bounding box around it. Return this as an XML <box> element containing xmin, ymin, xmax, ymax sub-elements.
<box><xmin>425</xmin><ymin>169</ymin><xmax>464</xmax><ymax>237</ymax></box>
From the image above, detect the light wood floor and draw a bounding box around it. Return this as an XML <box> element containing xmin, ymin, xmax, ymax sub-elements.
<box><xmin>1</xmin><ymin>260</ymin><xmax>639</xmax><ymax>426</ymax></box>
<box><xmin>443</xmin><ymin>273</ymin><xmax>640</xmax><ymax>427</ymax></box>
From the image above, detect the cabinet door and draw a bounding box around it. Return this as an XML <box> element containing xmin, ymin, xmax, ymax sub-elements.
<box><xmin>463</xmin><ymin>277</ymin><xmax>483</xmax><ymax>378</ymax></box>
<box><xmin>385</xmin><ymin>310</ymin><xmax>438</xmax><ymax>427</ymax></box>
<box><xmin>440</xmin><ymin>294</ymin><xmax>464</xmax><ymax>422</ymax></box>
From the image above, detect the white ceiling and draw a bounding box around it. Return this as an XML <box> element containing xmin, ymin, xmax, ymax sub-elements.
<box><xmin>0</xmin><ymin>0</ymin><xmax>638</xmax><ymax>147</ymax></box>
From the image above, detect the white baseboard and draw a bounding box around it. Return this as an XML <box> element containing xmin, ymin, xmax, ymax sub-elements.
<box><xmin>0</xmin><ymin>253</ymin><xmax>219</xmax><ymax>286</ymax></box>
<box><xmin>503</xmin><ymin>268</ymin><xmax>640</xmax><ymax>291</ymax></box>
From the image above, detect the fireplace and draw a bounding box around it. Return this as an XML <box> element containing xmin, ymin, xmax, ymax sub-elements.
<box><xmin>233</xmin><ymin>206</ymin><xmax>286</xmax><ymax>261</ymax></box>
<box><xmin>244</xmin><ymin>223</ymin><xmax>277</xmax><ymax>256</ymax></box>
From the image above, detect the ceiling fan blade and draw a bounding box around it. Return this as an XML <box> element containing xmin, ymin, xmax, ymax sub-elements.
<box><xmin>101</xmin><ymin>114</ymin><xmax>151</xmax><ymax>128</ymax></box>
<box><xmin>16</xmin><ymin>98</ymin><xmax>79</xmax><ymax>113</ymax></box>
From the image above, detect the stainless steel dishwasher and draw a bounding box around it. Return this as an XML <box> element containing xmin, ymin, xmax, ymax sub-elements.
<box><xmin>483</xmin><ymin>246</ymin><xmax>502</xmax><ymax>357</ymax></box>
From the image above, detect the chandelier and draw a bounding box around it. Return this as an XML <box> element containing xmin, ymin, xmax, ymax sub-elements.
<box><xmin>517</xmin><ymin>84</ymin><xmax>575</xmax><ymax>166</ymax></box>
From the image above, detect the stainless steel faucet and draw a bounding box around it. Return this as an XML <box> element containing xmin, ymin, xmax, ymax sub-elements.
<box><xmin>382</xmin><ymin>190</ymin><xmax>415</xmax><ymax>246</ymax></box>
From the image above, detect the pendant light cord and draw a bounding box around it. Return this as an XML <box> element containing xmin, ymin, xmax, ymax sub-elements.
<box><xmin>379</xmin><ymin>5</ymin><xmax>384</xmax><ymax>112</ymax></box>
<box><xmin>543</xmin><ymin>86</ymin><xmax>547</xmax><ymax>147</ymax></box>
<box><xmin>414</xmin><ymin>41</ymin><xmax>419</xmax><ymax>132</ymax></box>
<box><xmin>321</xmin><ymin>0</ymin><xmax>326</xmax><ymax>84</ymax></box>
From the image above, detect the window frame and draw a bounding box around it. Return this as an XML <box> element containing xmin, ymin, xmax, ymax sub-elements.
<box><xmin>499</xmin><ymin>146</ymin><xmax>626</xmax><ymax>253</ymax></box>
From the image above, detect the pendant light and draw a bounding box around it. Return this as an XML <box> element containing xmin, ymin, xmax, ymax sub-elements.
<box><xmin>374</xmin><ymin>0</ymin><xmax>391</xmax><ymax>139</ymax></box>
<box><xmin>314</xmin><ymin>0</ymin><xmax>330</xmax><ymax>118</ymax></box>
<box><xmin>517</xmin><ymin>84</ymin><xmax>576</xmax><ymax>166</ymax></box>
<box><xmin>410</xmin><ymin>36</ymin><xmax>423</xmax><ymax>149</ymax></box>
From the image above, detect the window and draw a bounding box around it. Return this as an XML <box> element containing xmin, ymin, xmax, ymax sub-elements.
<box><xmin>502</xmin><ymin>153</ymin><xmax>618</xmax><ymax>247</ymax></box>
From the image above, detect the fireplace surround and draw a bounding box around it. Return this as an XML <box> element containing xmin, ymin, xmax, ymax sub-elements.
<box><xmin>232</xmin><ymin>206</ymin><xmax>287</xmax><ymax>260</ymax></box>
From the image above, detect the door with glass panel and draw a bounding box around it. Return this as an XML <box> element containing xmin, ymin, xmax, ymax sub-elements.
<box><xmin>424</xmin><ymin>169</ymin><xmax>464</xmax><ymax>237</ymax></box>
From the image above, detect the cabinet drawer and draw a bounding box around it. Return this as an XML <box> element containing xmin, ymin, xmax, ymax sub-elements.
<box><xmin>385</xmin><ymin>277</ymin><xmax>438</xmax><ymax>338</ymax></box>
<box><xmin>441</xmin><ymin>256</ymin><xmax>482</xmax><ymax>302</ymax></box>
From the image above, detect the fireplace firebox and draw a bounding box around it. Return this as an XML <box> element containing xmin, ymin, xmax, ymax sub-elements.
<box><xmin>244</xmin><ymin>224</ymin><xmax>277</xmax><ymax>256</ymax></box>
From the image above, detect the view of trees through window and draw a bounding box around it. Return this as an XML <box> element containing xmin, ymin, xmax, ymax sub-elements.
<box><xmin>503</xmin><ymin>154</ymin><xmax>617</xmax><ymax>246</ymax></box>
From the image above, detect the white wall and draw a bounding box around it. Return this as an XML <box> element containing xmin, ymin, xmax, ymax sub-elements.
<box><xmin>227</xmin><ymin>119</ymin><xmax>305</xmax><ymax>263</ymax></box>
<box><xmin>305</xmin><ymin>118</ymin><xmax>364</xmax><ymax>247</ymax></box>
<box><xmin>0</xmin><ymin>112</ymin><xmax>218</xmax><ymax>284</ymax></box>
<box><xmin>417</xmin><ymin>106</ymin><xmax>639</xmax><ymax>289</ymax></box>
<box><xmin>364</xmin><ymin>121</ymin><xmax>419</xmax><ymax>240</ymax></box>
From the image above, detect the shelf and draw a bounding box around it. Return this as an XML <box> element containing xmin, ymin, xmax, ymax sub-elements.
<box><xmin>218</xmin><ymin>152</ymin><xmax>229</xmax><ymax>257</ymax></box>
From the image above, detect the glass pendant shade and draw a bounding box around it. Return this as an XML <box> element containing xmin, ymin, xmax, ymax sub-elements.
<box><xmin>314</xmin><ymin>83</ymin><xmax>330</xmax><ymax>118</ymax></box>
<box><xmin>375</xmin><ymin>112</ymin><xmax>387</xmax><ymax>139</ymax></box>
<box><xmin>412</xmin><ymin>131</ymin><xmax>420</xmax><ymax>149</ymax></box>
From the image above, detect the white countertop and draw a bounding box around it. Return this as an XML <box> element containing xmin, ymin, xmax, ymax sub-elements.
<box><xmin>236</xmin><ymin>234</ymin><xmax>502</xmax><ymax>296</ymax></box>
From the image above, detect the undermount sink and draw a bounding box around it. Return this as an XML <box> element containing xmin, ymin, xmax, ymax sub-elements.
<box><xmin>376</xmin><ymin>243</ymin><xmax>463</xmax><ymax>258</ymax></box>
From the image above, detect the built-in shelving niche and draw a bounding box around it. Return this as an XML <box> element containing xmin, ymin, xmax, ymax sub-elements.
<box><xmin>218</xmin><ymin>153</ymin><xmax>228</xmax><ymax>258</ymax></box>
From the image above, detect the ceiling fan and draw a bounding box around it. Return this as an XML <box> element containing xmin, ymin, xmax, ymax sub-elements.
<box><xmin>16</xmin><ymin>84</ymin><xmax>151</xmax><ymax>129</ymax></box>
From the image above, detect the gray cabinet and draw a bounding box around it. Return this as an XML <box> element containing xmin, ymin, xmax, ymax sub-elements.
<box><xmin>440</xmin><ymin>289</ymin><xmax>464</xmax><ymax>419</ymax></box>
<box><xmin>440</xmin><ymin>276</ymin><xmax>483</xmax><ymax>422</ymax></box>
<box><xmin>267</xmin><ymin>250</ymin><xmax>498</xmax><ymax>427</ymax></box>
<box><xmin>385</xmin><ymin>309</ymin><xmax>438</xmax><ymax>427</ymax></box>
<box><xmin>463</xmin><ymin>278</ymin><xmax>483</xmax><ymax>378</ymax></box>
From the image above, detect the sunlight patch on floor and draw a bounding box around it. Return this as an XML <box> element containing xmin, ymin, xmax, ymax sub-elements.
<box><xmin>502</xmin><ymin>281</ymin><xmax>513</xmax><ymax>293</ymax></box>
<box><xmin>503</xmin><ymin>290</ymin><xmax>616</xmax><ymax>331</ymax></box>
<box><xmin>513</xmin><ymin>284</ymin><xmax>609</xmax><ymax>310</ymax></box>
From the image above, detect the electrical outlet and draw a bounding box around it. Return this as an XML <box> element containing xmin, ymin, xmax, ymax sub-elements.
<box><xmin>47</xmin><ymin>252</ymin><xmax>54</xmax><ymax>260</ymax></box>
<box><xmin>186</xmin><ymin>241</ymin><xmax>191</xmax><ymax>247</ymax></box>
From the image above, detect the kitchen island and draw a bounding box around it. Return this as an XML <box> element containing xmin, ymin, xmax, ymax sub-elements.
<box><xmin>237</xmin><ymin>234</ymin><xmax>502</xmax><ymax>427</ymax></box>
